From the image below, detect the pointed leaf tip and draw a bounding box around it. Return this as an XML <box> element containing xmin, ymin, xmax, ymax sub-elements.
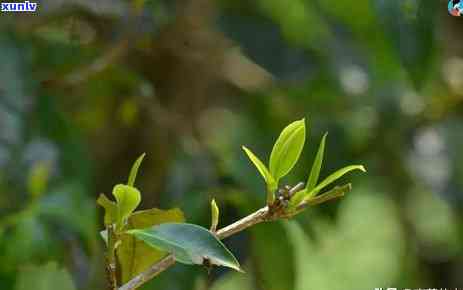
<box><xmin>117</xmin><ymin>208</ymin><xmax>184</xmax><ymax>283</ymax></box>
<box><xmin>128</xmin><ymin>223</ymin><xmax>241</xmax><ymax>271</ymax></box>
<box><xmin>308</xmin><ymin>165</ymin><xmax>365</xmax><ymax>197</ymax></box>
<box><xmin>242</xmin><ymin>145</ymin><xmax>277</xmax><ymax>204</ymax></box>
<box><xmin>242</xmin><ymin>146</ymin><xmax>275</xmax><ymax>186</ymax></box>
<box><xmin>128</xmin><ymin>153</ymin><xmax>146</xmax><ymax>187</ymax></box>
<box><xmin>306</xmin><ymin>133</ymin><xmax>327</xmax><ymax>193</ymax></box>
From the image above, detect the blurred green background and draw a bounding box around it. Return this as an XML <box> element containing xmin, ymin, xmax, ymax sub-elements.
<box><xmin>1</xmin><ymin>0</ymin><xmax>462</xmax><ymax>289</ymax></box>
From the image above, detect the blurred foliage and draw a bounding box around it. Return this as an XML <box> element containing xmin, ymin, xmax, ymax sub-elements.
<box><xmin>0</xmin><ymin>0</ymin><xmax>462</xmax><ymax>289</ymax></box>
<box><xmin>15</xmin><ymin>262</ymin><xmax>76</xmax><ymax>290</ymax></box>
<box><xmin>286</xmin><ymin>187</ymin><xmax>404</xmax><ymax>290</ymax></box>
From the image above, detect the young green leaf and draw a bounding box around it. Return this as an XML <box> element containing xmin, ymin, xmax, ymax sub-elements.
<box><xmin>118</xmin><ymin>208</ymin><xmax>185</xmax><ymax>283</ymax></box>
<box><xmin>304</xmin><ymin>184</ymin><xmax>351</xmax><ymax>205</ymax></box>
<box><xmin>306</xmin><ymin>133</ymin><xmax>327</xmax><ymax>192</ymax></box>
<box><xmin>97</xmin><ymin>194</ymin><xmax>118</xmax><ymax>225</ymax></box>
<box><xmin>269</xmin><ymin>119</ymin><xmax>306</xmax><ymax>181</ymax></box>
<box><xmin>287</xmin><ymin>189</ymin><xmax>308</xmax><ymax>210</ymax></box>
<box><xmin>112</xmin><ymin>184</ymin><xmax>141</xmax><ymax>224</ymax></box>
<box><xmin>127</xmin><ymin>153</ymin><xmax>146</xmax><ymax>187</ymax></box>
<box><xmin>242</xmin><ymin>146</ymin><xmax>273</xmax><ymax>184</ymax></box>
<box><xmin>308</xmin><ymin>165</ymin><xmax>366</xmax><ymax>197</ymax></box>
<box><xmin>210</xmin><ymin>199</ymin><xmax>219</xmax><ymax>232</ymax></box>
<box><xmin>128</xmin><ymin>223</ymin><xmax>242</xmax><ymax>271</ymax></box>
<box><xmin>242</xmin><ymin>146</ymin><xmax>277</xmax><ymax>203</ymax></box>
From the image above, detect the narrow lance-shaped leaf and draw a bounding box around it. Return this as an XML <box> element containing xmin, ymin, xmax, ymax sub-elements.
<box><xmin>112</xmin><ymin>184</ymin><xmax>141</xmax><ymax>225</ymax></box>
<box><xmin>210</xmin><ymin>199</ymin><xmax>219</xmax><ymax>232</ymax></box>
<box><xmin>127</xmin><ymin>153</ymin><xmax>146</xmax><ymax>187</ymax></box>
<box><xmin>305</xmin><ymin>133</ymin><xmax>327</xmax><ymax>194</ymax></box>
<box><xmin>308</xmin><ymin>165</ymin><xmax>366</xmax><ymax>197</ymax></box>
<box><xmin>242</xmin><ymin>146</ymin><xmax>273</xmax><ymax>185</ymax></box>
<box><xmin>128</xmin><ymin>223</ymin><xmax>242</xmax><ymax>272</ymax></box>
<box><xmin>242</xmin><ymin>146</ymin><xmax>277</xmax><ymax>203</ymax></box>
<box><xmin>304</xmin><ymin>184</ymin><xmax>352</xmax><ymax>205</ymax></box>
<box><xmin>269</xmin><ymin>119</ymin><xmax>306</xmax><ymax>182</ymax></box>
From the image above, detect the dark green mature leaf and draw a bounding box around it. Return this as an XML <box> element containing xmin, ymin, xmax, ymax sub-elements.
<box><xmin>306</xmin><ymin>133</ymin><xmax>327</xmax><ymax>193</ymax></box>
<box><xmin>127</xmin><ymin>153</ymin><xmax>146</xmax><ymax>187</ymax></box>
<box><xmin>97</xmin><ymin>194</ymin><xmax>118</xmax><ymax>225</ymax></box>
<box><xmin>269</xmin><ymin>119</ymin><xmax>306</xmax><ymax>182</ymax></box>
<box><xmin>15</xmin><ymin>262</ymin><xmax>75</xmax><ymax>290</ymax></box>
<box><xmin>118</xmin><ymin>208</ymin><xmax>185</xmax><ymax>283</ymax></box>
<box><xmin>112</xmin><ymin>184</ymin><xmax>141</xmax><ymax>223</ymax></box>
<box><xmin>128</xmin><ymin>223</ymin><xmax>241</xmax><ymax>271</ymax></box>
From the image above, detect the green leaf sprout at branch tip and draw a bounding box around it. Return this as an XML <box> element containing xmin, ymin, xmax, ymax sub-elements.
<box><xmin>242</xmin><ymin>146</ymin><xmax>276</xmax><ymax>204</ymax></box>
<box><xmin>241</xmin><ymin>118</ymin><xmax>365</xmax><ymax>210</ymax></box>
<box><xmin>242</xmin><ymin>118</ymin><xmax>306</xmax><ymax>205</ymax></box>
<box><xmin>128</xmin><ymin>153</ymin><xmax>146</xmax><ymax>187</ymax></box>
<box><xmin>96</xmin><ymin>121</ymin><xmax>366</xmax><ymax>290</ymax></box>
<box><xmin>97</xmin><ymin>194</ymin><xmax>118</xmax><ymax>225</ymax></box>
<box><xmin>308</xmin><ymin>165</ymin><xmax>366</xmax><ymax>198</ymax></box>
<box><xmin>113</xmin><ymin>184</ymin><xmax>141</xmax><ymax>226</ymax></box>
<box><xmin>97</xmin><ymin>153</ymin><xmax>146</xmax><ymax>230</ymax></box>
<box><xmin>306</xmin><ymin>133</ymin><xmax>327</xmax><ymax>193</ymax></box>
<box><xmin>210</xmin><ymin>199</ymin><xmax>219</xmax><ymax>232</ymax></box>
<box><xmin>269</xmin><ymin>118</ymin><xmax>306</xmax><ymax>182</ymax></box>
<box><xmin>289</xmin><ymin>165</ymin><xmax>366</xmax><ymax>209</ymax></box>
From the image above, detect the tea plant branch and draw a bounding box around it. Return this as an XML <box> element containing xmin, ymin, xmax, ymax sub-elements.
<box><xmin>101</xmin><ymin>120</ymin><xmax>365</xmax><ymax>290</ymax></box>
<box><xmin>118</xmin><ymin>207</ymin><xmax>267</xmax><ymax>290</ymax></box>
<box><xmin>106</xmin><ymin>225</ymin><xmax>118</xmax><ymax>290</ymax></box>
<box><xmin>119</xmin><ymin>181</ymin><xmax>348</xmax><ymax>290</ymax></box>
